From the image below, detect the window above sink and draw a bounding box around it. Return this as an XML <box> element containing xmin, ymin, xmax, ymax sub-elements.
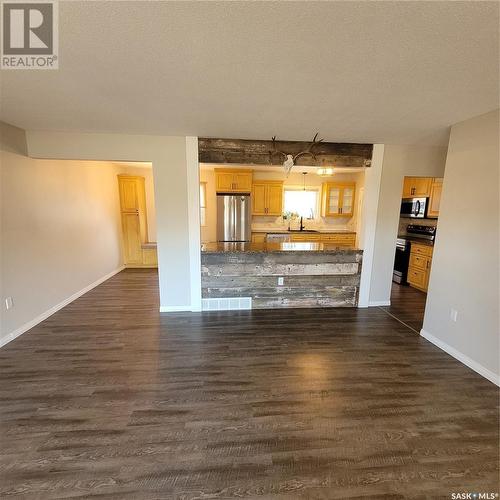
<box><xmin>283</xmin><ymin>189</ymin><xmax>319</xmax><ymax>220</ymax></box>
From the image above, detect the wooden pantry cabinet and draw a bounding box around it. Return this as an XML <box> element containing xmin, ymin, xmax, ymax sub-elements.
<box><xmin>251</xmin><ymin>181</ymin><xmax>284</xmax><ymax>216</ymax></box>
<box><xmin>117</xmin><ymin>175</ymin><xmax>157</xmax><ymax>268</ymax></box>
<box><xmin>215</xmin><ymin>169</ymin><xmax>253</xmax><ymax>193</ymax></box>
<box><xmin>321</xmin><ymin>182</ymin><xmax>356</xmax><ymax>217</ymax></box>
<box><xmin>407</xmin><ymin>242</ymin><xmax>433</xmax><ymax>292</ymax></box>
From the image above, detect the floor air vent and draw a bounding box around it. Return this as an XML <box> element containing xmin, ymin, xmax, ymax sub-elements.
<box><xmin>202</xmin><ymin>297</ymin><xmax>252</xmax><ymax>311</ymax></box>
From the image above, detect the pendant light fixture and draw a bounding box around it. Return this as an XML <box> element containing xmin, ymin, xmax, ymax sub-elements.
<box><xmin>317</xmin><ymin>167</ymin><xmax>334</xmax><ymax>176</ymax></box>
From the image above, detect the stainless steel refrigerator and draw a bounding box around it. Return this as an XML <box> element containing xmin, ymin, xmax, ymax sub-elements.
<box><xmin>216</xmin><ymin>194</ymin><xmax>251</xmax><ymax>242</ymax></box>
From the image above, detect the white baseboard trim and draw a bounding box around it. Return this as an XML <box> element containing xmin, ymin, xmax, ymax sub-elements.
<box><xmin>159</xmin><ymin>305</ymin><xmax>193</xmax><ymax>312</ymax></box>
<box><xmin>0</xmin><ymin>266</ymin><xmax>125</xmax><ymax>349</ymax></box>
<box><xmin>369</xmin><ymin>300</ymin><xmax>391</xmax><ymax>307</ymax></box>
<box><xmin>420</xmin><ymin>329</ymin><xmax>500</xmax><ymax>386</ymax></box>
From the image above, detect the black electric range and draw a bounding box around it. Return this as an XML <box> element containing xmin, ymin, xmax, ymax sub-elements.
<box><xmin>393</xmin><ymin>225</ymin><xmax>436</xmax><ymax>284</ymax></box>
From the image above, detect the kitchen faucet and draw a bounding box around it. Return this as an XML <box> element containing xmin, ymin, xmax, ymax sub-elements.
<box><xmin>300</xmin><ymin>216</ymin><xmax>305</xmax><ymax>232</ymax></box>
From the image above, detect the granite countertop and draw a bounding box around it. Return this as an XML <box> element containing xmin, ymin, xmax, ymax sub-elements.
<box><xmin>201</xmin><ymin>242</ymin><xmax>362</xmax><ymax>254</ymax></box>
<box><xmin>251</xmin><ymin>229</ymin><xmax>356</xmax><ymax>234</ymax></box>
<box><xmin>398</xmin><ymin>235</ymin><xmax>434</xmax><ymax>247</ymax></box>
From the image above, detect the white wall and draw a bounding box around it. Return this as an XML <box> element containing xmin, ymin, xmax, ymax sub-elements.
<box><xmin>25</xmin><ymin>130</ymin><xmax>198</xmax><ymax>311</ymax></box>
<box><xmin>369</xmin><ymin>144</ymin><xmax>447</xmax><ymax>304</ymax></box>
<box><xmin>422</xmin><ymin>109</ymin><xmax>499</xmax><ymax>385</ymax></box>
<box><xmin>0</xmin><ymin>150</ymin><xmax>123</xmax><ymax>345</ymax></box>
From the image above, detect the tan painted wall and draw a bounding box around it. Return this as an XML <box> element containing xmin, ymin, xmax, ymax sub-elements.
<box><xmin>369</xmin><ymin>144</ymin><xmax>447</xmax><ymax>304</ymax></box>
<box><xmin>0</xmin><ymin>150</ymin><xmax>123</xmax><ymax>342</ymax></box>
<box><xmin>423</xmin><ymin>109</ymin><xmax>499</xmax><ymax>382</ymax></box>
<box><xmin>25</xmin><ymin>131</ymin><xmax>199</xmax><ymax>310</ymax></box>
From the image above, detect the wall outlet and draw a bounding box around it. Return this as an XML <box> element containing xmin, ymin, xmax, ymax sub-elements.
<box><xmin>5</xmin><ymin>297</ymin><xmax>13</xmax><ymax>310</ymax></box>
<box><xmin>277</xmin><ymin>277</ymin><xmax>284</xmax><ymax>286</ymax></box>
<box><xmin>450</xmin><ymin>309</ymin><xmax>458</xmax><ymax>322</ymax></box>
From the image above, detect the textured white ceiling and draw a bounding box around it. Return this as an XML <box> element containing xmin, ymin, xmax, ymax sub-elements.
<box><xmin>0</xmin><ymin>1</ymin><xmax>498</xmax><ymax>145</ymax></box>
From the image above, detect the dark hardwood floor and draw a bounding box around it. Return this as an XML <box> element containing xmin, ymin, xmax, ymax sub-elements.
<box><xmin>380</xmin><ymin>282</ymin><xmax>428</xmax><ymax>333</ymax></box>
<box><xmin>0</xmin><ymin>269</ymin><xmax>498</xmax><ymax>499</ymax></box>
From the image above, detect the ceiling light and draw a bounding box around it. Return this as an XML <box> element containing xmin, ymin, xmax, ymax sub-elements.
<box><xmin>317</xmin><ymin>167</ymin><xmax>334</xmax><ymax>176</ymax></box>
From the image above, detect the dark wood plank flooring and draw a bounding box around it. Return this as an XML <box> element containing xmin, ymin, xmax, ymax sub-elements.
<box><xmin>0</xmin><ymin>269</ymin><xmax>498</xmax><ymax>499</ymax></box>
<box><xmin>380</xmin><ymin>282</ymin><xmax>427</xmax><ymax>333</ymax></box>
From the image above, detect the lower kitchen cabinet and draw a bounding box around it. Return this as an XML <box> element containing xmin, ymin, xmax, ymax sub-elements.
<box><xmin>251</xmin><ymin>233</ymin><xmax>267</xmax><ymax>243</ymax></box>
<box><xmin>407</xmin><ymin>242</ymin><xmax>433</xmax><ymax>292</ymax></box>
<box><xmin>253</xmin><ymin>232</ymin><xmax>356</xmax><ymax>245</ymax></box>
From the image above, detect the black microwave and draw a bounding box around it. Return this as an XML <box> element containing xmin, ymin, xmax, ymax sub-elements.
<box><xmin>400</xmin><ymin>197</ymin><xmax>427</xmax><ymax>218</ymax></box>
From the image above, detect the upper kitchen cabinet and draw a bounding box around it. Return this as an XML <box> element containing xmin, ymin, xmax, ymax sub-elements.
<box><xmin>427</xmin><ymin>178</ymin><xmax>443</xmax><ymax>218</ymax></box>
<box><xmin>402</xmin><ymin>177</ymin><xmax>432</xmax><ymax>198</ymax></box>
<box><xmin>215</xmin><ymin>169</ymin><xmax>253</xmax><ymax>193</ymax></box>
<box><xmin>321</xmin><ymin>182</ymin><xmax>356</xmax><ymax>217</ymax></box>
<box><xmin>252</xmin><ymin>180</ymin><xmax>284</xmax><ymax>216</ymax></box>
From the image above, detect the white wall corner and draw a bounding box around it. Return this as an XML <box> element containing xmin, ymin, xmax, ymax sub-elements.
<box><xmin>186</xmin><ymin>136</ymin><xmax>202</xmax><ymax>312</ymax></box>
<box><xmin>420</xmin><ymin>329</ymin><xmax>500</xmax><ymax>386</ymax></box>
<box><xmin>358</xmin><ymin>144</ymin><xmax>384</xmax><ymax>308</ymax></box>
<box><xmin>0</xmin><ymin>266</ymin><xmax>125</xmax><ymax>349</ymax></box>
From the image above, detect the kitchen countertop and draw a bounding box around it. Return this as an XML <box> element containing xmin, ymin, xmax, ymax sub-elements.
<box><xmin>251</xmin><ymin>229</ymin><xmax>356</xmax><ymax>234</ymax></box>
<box><xmin>201</xmin><ymin>242</ymin><xmax>362</xmax><ymax>254</ymax></box>
<box><xmin>398</xmin><ymin>235</ymin><xmax>434</xmax><ymax>246</ymax></box>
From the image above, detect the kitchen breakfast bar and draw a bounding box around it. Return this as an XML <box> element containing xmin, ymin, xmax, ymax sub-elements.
<box><xmin>201</xmin><ymin>242</ymin><xmax>363</xmax><ymax>309</ymax></box>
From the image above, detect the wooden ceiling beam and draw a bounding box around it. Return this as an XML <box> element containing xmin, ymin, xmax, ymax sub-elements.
<box><xmin>198</xmin><ymin>138</ymin><xmax>373</xmax><ymax>168</ymax></box>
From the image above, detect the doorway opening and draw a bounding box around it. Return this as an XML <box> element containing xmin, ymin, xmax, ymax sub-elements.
<box><xmin>381</xmin><ymin>176</ymin><xmax>443</xmax><ymax>332</ymax></box>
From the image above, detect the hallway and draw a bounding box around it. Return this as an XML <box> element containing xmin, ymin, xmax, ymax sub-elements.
<box><xmin>380</xmin><ymin>282</ymin><xmax>428</xmax><ymax>333</ymax></box>
<box><xmin>0</xmin><ymin>270</ymin><xmax>497</xmax><ymax>498</ymax></box>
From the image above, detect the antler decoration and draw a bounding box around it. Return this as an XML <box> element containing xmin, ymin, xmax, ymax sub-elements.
<box><xmin>293</xmin><ymin>133</ymin><xmax>324</xmax><ymax>163</ymax></box>
<box><xmin>269</xmin><ymin>136</ymin><xmax>287</xmax><ymax>162</ymax></box>
<box><xmin>269</xmin><ymin>133</ymin><xmax>324</xmax><ymax>177</ymax></box>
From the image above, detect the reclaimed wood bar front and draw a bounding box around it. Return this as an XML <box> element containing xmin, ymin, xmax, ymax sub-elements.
<box><xmin>201</xmin><ymin>242</ymin><xmax>363</xmax><ymax>309</ymax></box>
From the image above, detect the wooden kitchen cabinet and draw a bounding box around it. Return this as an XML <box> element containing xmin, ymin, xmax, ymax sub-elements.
<box><xmin>121</xmin><ymin>212</ymin><xmax>143</xmax><ymax>264</ymax></box>
<box><xmin>407</xmin><ymin>242</ymin><xmax>433</xmax><ymax>292</ymax></box>
<box><xmin>427</xmin><ymin>178</ymin><xmax>443</xmax><ymax>218</ymax></box>
<box><xmin>320</xmin><ymin>233</ymin><xmax>356</xmax><ymax>246</ymax></box>
<box><xmin>215</xmin><ymin>169</ymin><xmax>253</xmax><ymax>193</ymax></box>
<box><xmin>251</xmin><ymin>181</ymin><xmax>283</xmax><ymax>216</ymax></box>
<box><xmin>290</xmin><ymin>233</ymin><xmax>321</xmax><ymax>242</ymax></box>
<box><xmin>321</xmin><ymin>182</ymin><xmax>356</xmax><ymax>217</ymax></box>
<box><xmin>402</xmin><ymin>177</ymin><xmax>432</xmax><ymax>198</ymax></box>
<box><xmin>289</xmin><ymin>233</ymin><xmax>356</xmax><ymax>245</ymax></box>
<box><xmin>119</xmin><ymin>176</ymin><xmax>140</xmax><ymax>213</ymax></box>
<box><xmin>251</xmin><ymin>233</ymin><xmax>267</xmax><ymax>243</ymax></box>
<box><xmin>117</xmin><ymin>175</ymin><xmax>157</xmax><ymax>268</ymax></box>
